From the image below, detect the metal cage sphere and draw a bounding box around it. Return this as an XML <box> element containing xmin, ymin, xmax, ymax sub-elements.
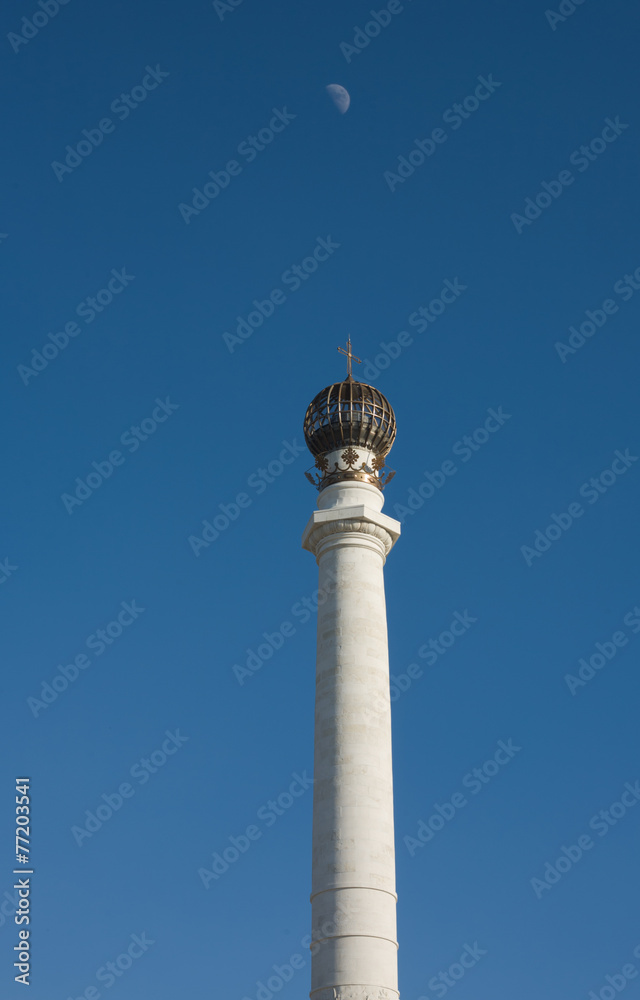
<box><xmin>303</xmin><ymin>380</ymin><xmax>397</xmax><ymax>457</ymax></box>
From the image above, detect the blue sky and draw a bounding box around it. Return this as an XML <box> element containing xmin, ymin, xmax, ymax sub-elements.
<box><xmin>2</xmin><ymin>0</ymin><xmax>640</xmax><ymax>997</ymax></box>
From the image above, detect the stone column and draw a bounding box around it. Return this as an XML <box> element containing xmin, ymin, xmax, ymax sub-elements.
<box><xmin>302</xmin><ymin>481</ymin><xmax>401</xmax><ymax>1000</ymax></box>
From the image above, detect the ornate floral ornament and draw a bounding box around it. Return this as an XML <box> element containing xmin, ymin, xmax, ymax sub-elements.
<box><xmin>304</xmin><ymin>450</ymin><xmax>396</xmax><ymax>491</ymax></box>
<box><xmin>341</xmin><ymin>446</ymin><xmax>360</xmax><ymax>467</ymax></box>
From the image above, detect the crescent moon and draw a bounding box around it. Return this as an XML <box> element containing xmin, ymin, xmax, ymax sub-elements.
<box><xmin>326</xmin><ymin>84</ymin><xmax>350</xmax><ymax>114</ymax></box>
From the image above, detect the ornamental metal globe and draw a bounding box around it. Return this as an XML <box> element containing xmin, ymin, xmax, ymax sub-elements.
<box><xmin>303</xmin><ymin>379</ymin><xmax>397</xmax><ymax>458</ymax></box>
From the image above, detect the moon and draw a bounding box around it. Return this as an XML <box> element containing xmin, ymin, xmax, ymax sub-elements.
<box><xmin>326</xmin><ymin>84</ymin><xmax>350</xmax><ymax>114</ymax></box>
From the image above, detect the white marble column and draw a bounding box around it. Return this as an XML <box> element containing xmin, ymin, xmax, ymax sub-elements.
<box><xmin>302</xmin><ymin>480</ymin><xmax>401</xmax><ymax>1000</ymax></box>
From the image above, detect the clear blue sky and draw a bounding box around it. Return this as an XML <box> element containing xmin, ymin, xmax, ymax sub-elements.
<box><xmin>2</xmin><ymin>0</ymin><xmax>640</xmax><ymax>997</ymax></box>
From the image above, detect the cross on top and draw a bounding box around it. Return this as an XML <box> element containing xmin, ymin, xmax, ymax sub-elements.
<box><xmin>337</xmin><ymin>337</ymin><xmax>361</xmax><ymax>379</ymax></box>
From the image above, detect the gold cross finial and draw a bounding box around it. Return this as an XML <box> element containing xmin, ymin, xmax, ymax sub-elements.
<box><xmin>337</xmin><ymin>337</ymin><xmax>361</xmax><ymax>379</ymax></box>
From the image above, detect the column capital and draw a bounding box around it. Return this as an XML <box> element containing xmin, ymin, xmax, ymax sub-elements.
<box><xmin>302</xmin><ymin>505</ymin><xmax>401</xmax><ymax>559</ymax></box>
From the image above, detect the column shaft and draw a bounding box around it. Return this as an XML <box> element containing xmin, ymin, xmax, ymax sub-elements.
<box><xmin>309</xmin><ymin>521</ymin><xmax>399</xmax><ymax>1000</ymax></box>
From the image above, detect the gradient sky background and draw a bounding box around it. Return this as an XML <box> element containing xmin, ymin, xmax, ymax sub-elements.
<box><xmin>2</xmin><ymin>0</ymin><xmax>640</xmax><ymax>997</ymax></box>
